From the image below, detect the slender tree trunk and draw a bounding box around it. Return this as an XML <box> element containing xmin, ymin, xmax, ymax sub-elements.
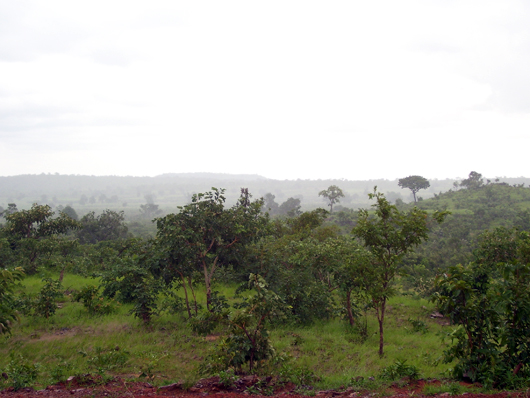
<box><xmin>203</xmin><ymin>256</ymin><xmax>219</xmax><ymax>312</ymax></box>
<box><xmin>188</xmin><ymin>275</ymin><xmax>198</xmax><ymax>316</ymax></box>
<box><xmin>346</xmin><ymin>289</ymin><xmax>355</xmax><ymax>326</ymax></box>
<box><xmin>378</xmin><ymin>298</ymin><xmax>386</xmax><ymax>357</ymax></box>
<box><xmin>179</xmin><ymin>272</ymin><xmax>192</xmax><ymax>319</ymax></box>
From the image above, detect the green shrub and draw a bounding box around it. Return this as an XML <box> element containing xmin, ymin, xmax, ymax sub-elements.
<box><xmin>2</xmin><ymin>354</ymin><xmax>39</xmax><ymax>391</ymax></box>
<box><xmin>432</xmin><ymin>229</ymin><xmax>530</xmax><ymax>388</ymax></box>
<box><xmin>33</xmin><ymin>278</ymin><xmax>63</xmax><ymax>318</ymax></box>
<box><xmin>200</xmin><ymin>274</ymin><xmax>288</xmax><ymax>374</ymax></box>
<box><xmin>407</xmin><ymin>318</ymin><xmax>429</xmax><ymax>334</ymax></box>
<box><xmin>48</xmin><ymin>357</ymin><xmax>74</xmax><ymax>384</ymax></box>
<box><xmin>379</xmin><ymin>359</ymin><xmax>420</xmax><ymax>380</ymax></box>
<box><xmin>73</xmin><ymin>285</ymin><xmax>118</xmax><ymax>315</ymax></box>
<box><xmin>80</xmin><ymin>346</ymin><xmax>129</xmax><ymax>376</ymax></box>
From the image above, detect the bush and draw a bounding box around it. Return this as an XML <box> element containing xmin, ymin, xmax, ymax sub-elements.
<box><xmin>2</xmin><ymin>354</ymin><xmax>39</xmax><ymax>391</ymax></box>
<box><xmin>33</xmin><ymin>278</ymin><xmax>63</xmax><ymax>318</ymax></box>
<box><xmin>379</xmin><ymin>359</ymin><xmax>420</xmax><ymax>380</ymax></box>
<box><xmin>432</xmin><ymin>228</ymin><xmax>530</xmax><ymax>388</ymax></box>
<box><xmin>200</xmin><ymin>274</ymin><xmax>288</xmax><ymax>374</ymax></box>
<box><xmin>80</xmin><ymin>346</ymin><xmax>129</xmax><ymax>376</ymax></box>
<box><xmin>73</xmin><ymin>285</ymin><xmax>118</xmax><ymax>315</ymax></box>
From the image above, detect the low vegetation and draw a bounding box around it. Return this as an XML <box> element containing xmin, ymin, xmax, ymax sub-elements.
<box><xmin>1</xmin><ymin>171</ymin><xmax>530</xmax><ymax>393</ymax></box>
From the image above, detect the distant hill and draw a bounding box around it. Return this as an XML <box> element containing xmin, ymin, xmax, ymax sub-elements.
<box><xmin>155</xmin><ymin>173</ymin><xmax>268</xmax><ymax>181</ymax></box>
<box><xmin>1</xmin><ymin>173</ymin><xmax>529</xmax><ymax>220</ymax></box>
<box><xmin>399</xmin><ymin>182</ymin><xmax>530</xmax><ymax>274</ymax></box>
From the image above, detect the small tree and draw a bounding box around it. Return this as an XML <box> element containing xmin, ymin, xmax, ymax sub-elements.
<box><xmin>319</xmin><ymin>185</ymin><xmax>345</xmax><ymax>213</ymax></box>
<box><xmin>397</xmin><ymin>176</ymin><xmax>430</xmax><ymax>203</ymax></box>
<box><xmin>76</xmin><ymin>210</ymin><xmax>128</xmax><ymax>244</ymax></box>
<box><xmin>201</xmin><ymin>274</ymin><xmax>288</xmax><ymax>374</ymax></box>
<box><xmin>352</xmin><ymin>188</ymin><xmax>447</xmax><ymax>356</ymax></box>
<box><xmin>154</xmin><ymin>188</ymin><xmax>268</xmax><ymax>311</ymax></box>
<box><xmin>3</xmin><ymin>204</ymin><xmax>80</xmax><ymax>274</ymax></box>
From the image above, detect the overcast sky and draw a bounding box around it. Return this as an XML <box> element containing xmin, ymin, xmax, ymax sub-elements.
<box><xmin>1</xmin><ymin>1</ymin><xmax>529</xmax><ymax>181</ymax></box>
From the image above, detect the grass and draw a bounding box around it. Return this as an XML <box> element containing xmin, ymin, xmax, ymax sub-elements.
<box><xmin>0</xmin><ymin>273</ymin><xmax>453</xmax><ymax>391</ymax></box>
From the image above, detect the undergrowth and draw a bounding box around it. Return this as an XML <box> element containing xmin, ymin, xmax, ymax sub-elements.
<box><xmin>0</xmin><ymin>273</ymin><xmax>451</xmax><ymax>391</ymax></box>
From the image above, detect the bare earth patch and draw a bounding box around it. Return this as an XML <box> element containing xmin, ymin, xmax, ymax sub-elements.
<box><xmin>0</xmin><ymin>376</ymin><xmax>522</xmax><ymax>398</ymax></box>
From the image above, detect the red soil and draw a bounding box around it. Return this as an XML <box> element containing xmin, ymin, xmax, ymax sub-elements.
<box><xmin>0</xmin><ymin>375</ymin><xmax>520</xmax><ymax>398</ymax></box>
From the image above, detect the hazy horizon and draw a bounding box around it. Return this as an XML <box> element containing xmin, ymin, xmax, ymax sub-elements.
<box><xmin>0</xmin><ymin>171</ymin><xmax>527</xmax><ymax>182</ymax></box>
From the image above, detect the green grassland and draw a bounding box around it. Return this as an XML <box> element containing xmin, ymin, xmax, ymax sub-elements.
<box><xmin>0</xmin><ymin>273</ymin><xmax>452</xmax><ymax>391</ymax></box>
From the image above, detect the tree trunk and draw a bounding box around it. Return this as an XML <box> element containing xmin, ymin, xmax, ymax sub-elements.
<box><xmin>188</xmin><ymin>275</ymin><xmax>198</xmax><ymax>316</ymax></box>
<box><xmin>378</xmin><ymin>298</ymin><xmax>386</xmax><ymax>357</ymax></box>
<box><xmin>179</xmin><ymin>272</ymin><xmax>192</xmax><ymax>319</ymax></box>
<box><xmin>346</xmin><ymin>290</ymin><xmax>355</xmax><ymax>326</ymax></box>
<box><xmin>203</xmin><ymin>256</ymin><xmax>219</xmax><ymax>312</ymax></box>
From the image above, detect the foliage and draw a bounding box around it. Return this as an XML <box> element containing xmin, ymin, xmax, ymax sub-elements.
<box><xmin>33</xmin><ymin>278</ymin><xmax>63</xmax><ymax>318</ymax></box>
<box><xmin>262</xmin><ymin>193</ymin><xmax>280</xmax><ymax>216</ymax></box>
<box><xmin>99</xmin><ymin>255</ymin><xmax>160</xmax><ymax>324</ymax></box>
<box><xmin>398</xmin><ymin>175</ymin><xmax>430</xmax><ymax>203</ymax></box>
<box><xmin>154</xmin><ymin>188</ymin><xmax>268</xmax><ymax>312</ymax></box>
<box><xmin>278</xmin><ymin>197</ymin><xmax>302</xmax><ymax>217</ymax></box>
<box><xmin>139</xmin><ymin>203</ymin><xmax>162</xmax><ymax>220</ymax></box>
<box><xmin>460</xmin><ymin>171</ymin><xmax>484</xmax><ymax>190</ymax></box>
<box><xmin>76</xmin><ymin>209</ymin><xmax>129</xmax><ymax>244</ymax></box>
<box><xmin>379</xmin><ymin>359</ymin><xmax>420</xmax><ymax>380</ymax></box>
<box><xmin>0</xmin><ymin>267</ymin><xmax>24</xmax><ymax>334</ymax></box>
<box><xmin>201</xmin><ymin>274</ymin><xmax>288</xmax><ymax>374</ymax></box>
<box><xmin>352</xmin><ymin>187</ymin><xmax>447</xmax><ymax>356</ymax></box>
<box><xmin>80</xmin><ymin>346</ymin><xmax>130</xmax><ymax>376</ymax></box>
<box><xmin>217</xmin><ymin>368</ymin><xmax>240</xmax><ymax>387</ymax></box>
<box><xmin>48</xmin><ymin>357</ymin><xmax>74</xmax><ymax>384</ymax></box>
<box><xmin>407</xmin><ymin>318</ymin><xmax>429</xmax><ymax>334</ymax></box>
<box><xmin>432</xmin><ymin>227</ymin><xmax>530</xmax><ymax>388</ymax></box>
<box><xmin>60</xmin><ymin>205</ymin><xmax>78</xmax><ymax>221</ymax></box>
<box><xmin>138</xmin><ymin>352</ymin><xmax>168</xmax><ymax>382</ymax></box>
<box><xmin>2</xmin><ymin>204</ymin><xmax>80</xmax><ymax>274</ymax></box>
<box><xmin>4</xmin><ymin>204</ymin><xmax>79</xmax><ymax>240</ymax></box>
<box><xmin>73</xmin><ymin>285</ymin><xmax>118</xmax><ymax>315</ymax></box>
<box><xmin>318</xmin><ymin>185</ymin><xmax>345</xmax><ymax>213</ymax></box>
<box><xmin>2</xmin><ymin>354</ymin><xmax>39</xmax><ymax>391</ymax></box>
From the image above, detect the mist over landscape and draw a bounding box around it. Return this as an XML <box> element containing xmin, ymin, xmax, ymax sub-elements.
<box><xmin>3</xmin><ymin>2</ymin><xmax>530</xmax><ymax>395</ymax></box>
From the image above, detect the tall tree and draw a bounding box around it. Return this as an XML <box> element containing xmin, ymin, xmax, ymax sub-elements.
<box><xmin>460</xmin><ymin>171</ymin><xmax>484</xmax><ymax>190</ymax></box>
<box><xmin>278</xmin><ymin>197</ymin><xmax>302</xmax><ymax>217</ymax></box>
<box><xmin>318</xmin><ymin>185</ymin><xmax>345</xmax><ymax>213</ymax></box>
<box><xmin>262</xmin><ymin>193</ymin><xmax>280</xmax><ymax>215</ymax></box>
<box><xmin>352</xmin><ymin>188</ymin><xmax>447</xmax><ymax>356</ymax></box>
<box><xmin>397</xmin><ymin>175</ymin><xmax>430</xmax><ymax>203</ymax></box>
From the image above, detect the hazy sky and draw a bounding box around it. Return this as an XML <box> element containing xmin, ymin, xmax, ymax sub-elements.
<box><xmin>1</xmin><ymin>1</ymin><xmax>529</xmax><ymax>181</ymax></box>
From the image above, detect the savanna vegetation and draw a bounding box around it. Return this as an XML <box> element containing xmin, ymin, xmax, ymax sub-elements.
<box><xmin>1</xmin><ymin>171</ymin><xmax>530</xmax><ymax>393</ymax></box>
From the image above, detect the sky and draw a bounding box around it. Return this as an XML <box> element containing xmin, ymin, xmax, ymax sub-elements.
<box><xmin>1</xmin><ymin>1</ymin><xmax>529</xmax><ymax>181</ymax></box>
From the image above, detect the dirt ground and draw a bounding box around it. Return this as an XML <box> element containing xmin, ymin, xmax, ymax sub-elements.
<box><xmin>0</xmin><ymin>375</ymin><xmax>523</xmax><ymax>398</ymax></box>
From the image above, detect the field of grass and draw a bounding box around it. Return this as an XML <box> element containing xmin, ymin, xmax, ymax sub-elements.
<box><xmin>0</xmin><ymin>273</ymin><xmax>453</xmax><ymax>391</ymax></box>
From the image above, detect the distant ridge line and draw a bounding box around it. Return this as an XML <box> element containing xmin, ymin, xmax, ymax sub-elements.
<box><xmin>155</xmin><ymin>173</ymin><xmax>269</xmax><ymax>181</ymax></box>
